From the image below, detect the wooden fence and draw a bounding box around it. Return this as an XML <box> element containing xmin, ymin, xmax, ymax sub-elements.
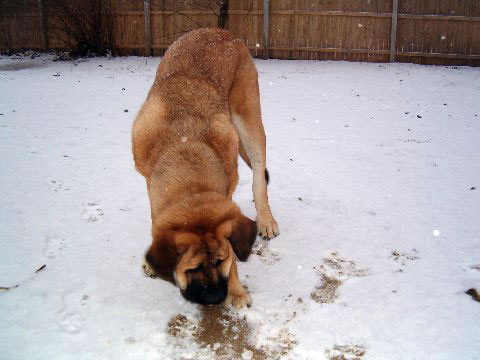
<box><xmin>1</xmin><ymin>0</ymin><xmax>480</xmax><ymax>66</ymax></box>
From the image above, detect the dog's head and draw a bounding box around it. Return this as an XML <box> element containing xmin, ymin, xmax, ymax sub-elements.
<box><xmin>144</xmin><ymin>211</ymin><xmax>256</xmax><ymax>305</ymax></box>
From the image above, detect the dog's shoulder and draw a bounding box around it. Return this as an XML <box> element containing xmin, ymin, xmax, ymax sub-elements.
<box><xmin>132</xmin><ymin>92</ymin><xmax>169</xmax><ymax>177</ymax></box>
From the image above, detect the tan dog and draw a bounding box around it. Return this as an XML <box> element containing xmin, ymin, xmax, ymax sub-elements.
<box><xmin>132</xmin><ymin>28</ymin><xmax>279</xmax><ymax>308</ymax></box>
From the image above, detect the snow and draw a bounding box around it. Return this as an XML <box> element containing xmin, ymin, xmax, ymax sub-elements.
<box><xmin>1</xmin><ymin>54</ymin><xmax>480</xmax><ymax>359</ymax></box>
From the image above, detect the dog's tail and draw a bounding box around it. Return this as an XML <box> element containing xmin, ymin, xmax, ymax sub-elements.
<box><xmin>239</xmin><ymin>141</ymin><xmax>270</xmax><ymax>185</ymax></box>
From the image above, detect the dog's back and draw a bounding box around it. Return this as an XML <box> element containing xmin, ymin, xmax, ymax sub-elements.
<box><xmin>132</xmin><ymin>29</ymin><xmax>249</xmax><ymax>218</ymax></box>
<box><xmin>154</xmin><ymin>28</ymin><xmax>242</xmax><ymax>96</ymax></box>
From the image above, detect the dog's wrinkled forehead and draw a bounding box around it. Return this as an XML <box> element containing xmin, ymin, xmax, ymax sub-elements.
<box><xmin>203</xmin><ymin>233</ymin><xmax>218</xmax><ymax>254</ymax></box>
<box><xmin>199</xmin><ymin>233</ymin><xmax>230</xmax><ymax>263</ymax></box>
<box><xmin>174</xmin><ymin>229</ymin><xmax>227</xmax><ymax>259</ymax></box>
<box><xmin>178</xmin><ymin>220</ymin><xmax>231</xmax><ymax>249</ymax></box>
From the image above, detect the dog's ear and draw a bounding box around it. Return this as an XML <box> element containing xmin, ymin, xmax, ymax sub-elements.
<box><xmin>229</xmin><ymin>215</ymin><xmax>257</xmax><ymax>262</ymax></box>
<box><xmin>145</xmin><ymin>233</ymin><xmax>178</xmax><ymax>284</ymax></box>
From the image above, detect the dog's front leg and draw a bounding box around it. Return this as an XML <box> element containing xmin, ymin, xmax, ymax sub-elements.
<box><xmin>229</xmin><ymin>49</ymin><xmax>279</xmax><ymax>239</ymax></box>
<box><xmin>232</xmin><ymin>114</ymin><xmax>280</xmax><ymax>239</ymax></box>
<box><xmin>225</xmin><ymin>259</ymin><xmax>251</xmax><ymax>309</ymax></box>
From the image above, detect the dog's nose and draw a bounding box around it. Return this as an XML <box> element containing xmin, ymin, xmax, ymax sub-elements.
<box><xmin>182</xmin><ymin>277</ymin><xmax>228</xmax><ymax>305</ymax></box>
<box><xmin>202</xmin><ymin>288</ymin><xmax>227</xmax><ymax>304</ymax></box>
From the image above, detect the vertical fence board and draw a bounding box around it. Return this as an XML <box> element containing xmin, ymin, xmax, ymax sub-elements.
<box><xmin>390</xmin><ymin>0</ymin><xmax>398</xmax><ymax>62</ymax></box>
<box><xmin>36</xmin><ymin>0</ymin><xmax>48</xmax><ymax>50</ymax></box>
<box><xmin>144</xmin><ymin>0</ymin><xmax>151</xmax><ymax>56</ymax></box>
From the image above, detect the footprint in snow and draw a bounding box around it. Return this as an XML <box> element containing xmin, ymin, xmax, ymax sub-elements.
<box><xmin>42</xmin><ymin>234</ymin><xmax>66</xmax><ymax>259</ymax></box>
<box><xmin>325</xmin><ymin>344</ymin><xmax>366</xmax><ymax>360</ymax></box>
<box><xmin>81</xmin><ymin>201</ymin><xmax>104</xmax><ymax>222</ymax></box>
<box><xmin>311</xmin><ymin>252</ymin><xmax>368</xmax><ymax>304</ymax></box>
<box><xmin>252</xmin><ymin>239</ymin><xmax>280</xmax><ymax>265</ymax></box>
<box><xmin>390</xmin><ymin>249</ymin><xmax>419</xmax><ymax>272</ymax></box>
<box><xmin>48</xmin><ymin>179</ymin><xmax>70</xmax><ymax>192</ymax></box>
<box><xmin>470</xmin><ymin>264</ymin><xmax>480</xmax><ymax>272</ymax></box>
<box><xmin>56</xmin><ymin>291</ymin><xmax>90</xmax><ymax>334</ymax></box>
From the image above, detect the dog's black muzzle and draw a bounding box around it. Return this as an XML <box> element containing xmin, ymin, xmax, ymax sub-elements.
<box><xmin>181</xmin><ymin>276</ymin><xmax>228</xmax><ymax>305</ymax></box>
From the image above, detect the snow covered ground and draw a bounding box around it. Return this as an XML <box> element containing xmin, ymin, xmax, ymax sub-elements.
<box><xmin>1</xmin><ymin>54</ymin><xmax>479</xmax><ymax>360</ymax></box>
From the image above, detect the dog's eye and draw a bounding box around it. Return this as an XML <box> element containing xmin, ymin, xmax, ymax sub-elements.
<box><xmin>214</xmin><ymin>259</ymin><xmax>222</xmax><ymax>267</ymax></box>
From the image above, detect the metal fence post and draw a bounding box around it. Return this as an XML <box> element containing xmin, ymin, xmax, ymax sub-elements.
<box><xmin>263</xmin><ymin>0</ymin><xmax>269</xmax><ymax>59</ymax></box>
<box><xmin>389</xmin><ymin>0</ymin><xmax>399</xmax><ymax>62</ymax></box>
<box><xmin>144</xmin><ymin>0</ymin><xmax>152</xmax><ymax>56</ymax></box>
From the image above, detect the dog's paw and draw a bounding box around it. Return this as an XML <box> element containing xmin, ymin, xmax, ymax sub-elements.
<box><xmin>142</xmin><ymin>259</ymin><xmax>159</xmax><ymax>278</ymax></box>
<box><xmin>225</xmin><ymin>288</ymin><xmax>251</xmax><ymax>309</ymax></box>
<box><xmin>257</xmin><ymin>215</ymin><xmax>280</xmax><ymax>240</ymax></box>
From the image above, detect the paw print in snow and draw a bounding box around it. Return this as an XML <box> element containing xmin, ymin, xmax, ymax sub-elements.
<box><xmin>311</xmin><ymin>252</ymin><xmax>368</xmax><ymax>304</ymax></box>
<box><xmin>81</xmin><ymin>202</ymin><xmax>104</xmax><ymax>222</ymax></box>
<box><xmin>42</xmin><ymin>235</ymin><xmax>66</xmax><ymax>259</ymax></box>
<box><xmin>325</xmin><ymin>344</ymin><xmax>366</xmax><ymax>360</ymax></box>
<box><xmin>252</xmin><ymin>239</ymin><xmax>280</xmax><ymax>265</ymax></box>
<box><xmin>56</xmin><ymin>292</ymin><xmax>90</xmax><ymax>334</ymax></box>
<box><xmin>390</xmin><ymin>249</ymin><xmax>419</xmax><ymax>272</ymax></box>
<box><xmin>470</xmin><ymin>264</ymin><xmax>480</xmax><ymax>272</ymax></box>
<box><xmin>49</xmin><ymin>179</ymin><xmax>70</xmax><ymax>192</ymax></box>
<box><xmin>321</xmin><ymin>252</ymin><xmax>369</xmax><ymax>279</ymax></box>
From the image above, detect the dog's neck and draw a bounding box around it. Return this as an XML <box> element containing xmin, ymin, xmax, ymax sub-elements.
<box><xmin>152</xmin><ymin>190</ymin><xmax>237</xmax><ymax>231</ymax></box>
<box><xmin>147</xmin><ymin>141</ymin><xmax>231</xmax><ymax>221</ymax></box>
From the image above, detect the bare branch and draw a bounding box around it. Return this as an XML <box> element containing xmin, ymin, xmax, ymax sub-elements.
<box><xmin>174</xmin><ymin>10</ymin><xmax>204</xmax><ymax>28</ymax></box>
<box><xmin>44</xmin><ymin>0</ymin><xmax>114</xmax><ymax>56</ymax></box>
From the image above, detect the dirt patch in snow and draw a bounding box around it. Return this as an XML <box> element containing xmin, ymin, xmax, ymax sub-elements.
<box><xmin>252</xmin><ymin>240</ymin><xmax>280</xmax><ymax>265</ymax></box>
<box><xmin>311</xmin><ymin>274</ymin><xmax>343</xmax><ymax>304</ymax></box>
<box><xmin>194</xmin><ymin>306</ymin><xmax>266</xmax><ymax>359</ymax></box>
<box><xmin>168</xmin><ymin>306</ymin><xmax>266</xmax><ymax>359</ymax></box>
<box><xmin>321</xmin><ymin>252</ymin><xmax>369</xmax><ymax>278</ymax></box>
<box><xmin>325</xmin><ymin>344</ymin><xmax>366</xmax><ymax>360</ymax></box>
<box><xmin>167</xmin><ymin>305</ymin><xmax>297</xmax><ymax>359</ymax></box>
<box><xmin>167</xmin><ymin>314</ymin><xmax>193</xmax><ymax>338</ymax></box>
<box><xmin>311</xmin><ymin>252</ymin><xmax>368</xmax><ymax>304</ymax></box>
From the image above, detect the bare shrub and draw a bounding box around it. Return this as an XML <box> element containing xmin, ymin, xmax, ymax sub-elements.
<box><xmin>45</xmin><ymin>0</ymin><xmax>114</xmax><ymax>56</ymax></box>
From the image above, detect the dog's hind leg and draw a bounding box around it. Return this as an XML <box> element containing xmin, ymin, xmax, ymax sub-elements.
<box><xmin>228</xmin><ymin>48</ymin><xmax>279</xmax><ymax>239</ymax></box>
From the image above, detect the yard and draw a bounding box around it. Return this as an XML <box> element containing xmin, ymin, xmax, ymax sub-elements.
<box><xmin>1</xmin><ymin>54</ymin><xmax>479</xmax><ymax>359</ymax></box>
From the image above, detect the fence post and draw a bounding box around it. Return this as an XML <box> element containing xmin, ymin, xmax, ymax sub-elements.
<box><xmin>263</xmin><ymin>0</ymin><xmax>269</xmax><ymax>59</ymax></box>
<box><xmin>389</xmin><ymin>0</ymin><xmax>399</xmax><ymax>62</ymax></box>
<box><xmin>144</xmin><ymin>0</ymin><xmax>152</xmax><ymax>56</ymax></box>
<box><xmin>37</xmin><ymin>0</ymin><xmax>48</xmax><ymax>50</ymax></box>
